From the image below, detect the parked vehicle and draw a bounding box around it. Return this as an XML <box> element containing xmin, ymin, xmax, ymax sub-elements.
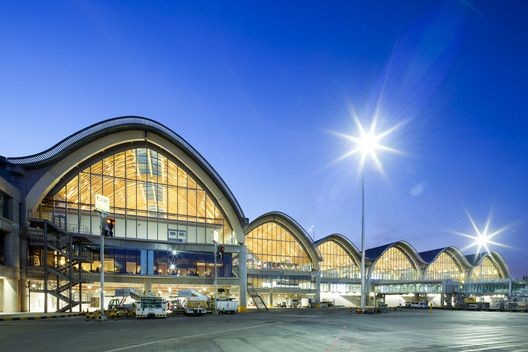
<box><xmin>216</xmin><ymin>298</ymin><xmax>238</xmax><ymax>314</ymax></box>
<box><xmin>179</xmin><ymin>289</ymin><xmax>210</xmax><ymax>315</ymax></box>
<box><xmin>286</xmin><ymin>299</ymin><xmax>300</xmax><ymax>308</ymax></box>
<box><xmin>406</xmin><ymin>301</ymin><xmax>428</xmax><ymax>309</ymax></box>
<box><xmin>136</xmin><ymin>297</ymin><xmax>168</xmax><ymax>318</ymax></box>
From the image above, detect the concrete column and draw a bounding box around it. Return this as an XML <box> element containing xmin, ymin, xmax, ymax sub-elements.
<box><xmin>4</xmin><ymin>226</ymin><xmax>20</xmax><ymax>312</ymax></box>
<box><xmin>366</xmin><ymin>279</ymin><xmax>373</xmax><ymax>306</ymax></box>
<box><xmin>314</xmin><ymin>270</ymin><xmax>321</xmax><ymax>308</ymax></box>
<box><xmin>4</xmin><ymin>230</ymin><xmax>20</xmax><ymax>269</ymax></box>
<box><xmin>19</xmin><ymin>224</ymin><xmax>28</xmax><ymax>312</ymax></box>
<box><xmin>238</xmin><ymin>243</ymin><xmax>247</xmax><ymax>312</ymax></box>
<box><xmin>3</xmin><ymin>278</ymin><xmax>18</xmax><ymax>312</ymax></box>
<box><xmin>143</xmin><ymin>279</ymin><xmax>152</xmax><ymax>295</ymax></box>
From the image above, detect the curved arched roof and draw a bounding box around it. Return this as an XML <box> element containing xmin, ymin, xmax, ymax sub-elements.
<box><xmin>466</xmin><ymin>251</ymin><xmax>511</xmax><ymax>278</ymax></box>
<box><xmin>245</xmin><ymin>211</ymin><xmax>323</xmax><ymax>269</ymax></box>
<box><xmin>366</xmin><ymin>241</ymin><xmax>426</xmax><ymax>269</ymax></box>
<box><xmin>315</xmin><ymin>233</ymin><xmax>361</xmax><ymax>266</ymax></box>
<box><xmin>8</xmin><ymin>116</ymin><xmax>246</xmax><ymax>226</ymax></box>
<box><xmin>420</xmin><ymin>247</ymin><xmax>472</xmax><ymax>271</ymax></box>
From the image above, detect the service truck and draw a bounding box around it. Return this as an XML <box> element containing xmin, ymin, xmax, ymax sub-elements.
<box><xmin>215</xmin><ymin>298</ymin><xmax>238</xmax><ymax>314</ymax></box>
<box><xmin>136</xmin><ymin>296</ymin><xmax>168</xmax><ymax>318</ymax></box>
<box><xmin>179</xmin><ymin>289</ymin><xmax>210</xmax><ymax>315</ymax></box>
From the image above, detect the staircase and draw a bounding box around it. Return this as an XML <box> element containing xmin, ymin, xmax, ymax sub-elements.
<box><xmin>28</xmin><ymin>219</ymin><xmax>93</xmax><ymax>313</ymax></box>
<box><xmin>247</xmin><ymin>283</ymin><xmax>268</xmax><ymax>311</ymax></box>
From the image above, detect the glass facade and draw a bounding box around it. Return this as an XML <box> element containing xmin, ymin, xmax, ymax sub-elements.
<box><xmin>370</xmin><ymin>247</ymin><xmax>419</xmax><ymax>281</ymax></box>
<box><xmin>318</xmin><ymin>241</ymin><xmax>359</xmax><ymax>278</ymax></box>
<box><xmin>248</xmin><ymin>274</ymin><xmax>315</xmax><ymax>290</ymax></box>
<box><xmin>38</xmin><ymin>147</ymin><xmax>234</xmax><ymax>244</ymax></box>
<box><xmin>28</xmin><ymin>247</ymin><xmax>233</xmax><ymax>278</ymax></box>
<box><xmin>246</xmin><ymin>222</ymin><xmax>313</xmax><ymax>271</ymax></box>
<box><xmin>320</xmin><ymin>283</ymin><xmax>360</xmax><ymax>294</ymax></box>
<box><xmin>470</xmin><ymin>256</ymin><xmax>502</xmax><ymax>282</ymax></box>
<box><xmin>374</xmin><ymin>282</ymin><xmax>443</xmax><ymax>294</ymax></box>
<box><xmin>424</xmin><ymin>252</ymin><xmax>465</xmax><ymax>282</ymax></box>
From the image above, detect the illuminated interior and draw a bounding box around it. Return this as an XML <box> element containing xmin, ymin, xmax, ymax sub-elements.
<box><xmin>470</xmin><ymin>256</ymin><xmax>503</xmax><ymax>282</ymax></box>
<box><xmin>38</xmin><ymin>147</ymin><xmax>234</xmax><ymax>243</ymax></box>
<box><xmin>246</xmin><ymin>222</ymin><xmax>313</xmax><ymax>271</ymax></box>
<box><xmin>370</xmin><ymin>247</ymin><xmax>419</xmax><ymax>281</ymax></box>
<box><xmin>424</xmin><ymin>252</ymin><xmax>465</xmax><ymax>282</ymax></box>
<box><xmin>318</xmin><ymin>240</ymin><xmax>359</xmax><ymax>278</ymax></box>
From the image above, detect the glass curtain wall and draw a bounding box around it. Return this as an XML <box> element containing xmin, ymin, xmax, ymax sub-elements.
<box><xmin>38</xmin><ymin>147</ymin><xmax>234</xmax><ymax>244</ymax></box>
<box><xmin>318</xmin><ymin>241</ymin><xmax>359</xmax><ymax>278</ymax></box>
<box><xmin>424</xmin><ymin>252</ymin><xmax>465</xmax><ymax>282</ymax></box>
<box><xmin>248</xmin><ymin>274</ymin><xmax>315</xmax><ymax>290</ymax></box>
<box><xmin>29</xmin><ymin>247</ymin><xmax>233</xmax><ymax>277</ymax></box>
<box><xmin>470</xmin><ymin>256</ymin><xmax>502</xmax><ymax>282</ymax></box>
<box><xmin>246</xmin><ymin>222</ymin><xmax>313</xmax><ymax>271</ymax></box>
<box><xmin>370</xmin><ymin>247</ymin><xmax>419</xmax><ymax>281</ymax></box>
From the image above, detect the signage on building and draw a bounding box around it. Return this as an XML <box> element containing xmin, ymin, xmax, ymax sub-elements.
<box><xmin>94</xmin><ymin>193</ymin><xmax>110</xmax><ymax>213</ymax></box>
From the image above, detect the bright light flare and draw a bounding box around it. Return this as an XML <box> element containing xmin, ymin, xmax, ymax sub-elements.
<box><xmin>333</xmin><ymin>115</ymin><xmax>405</xmax><ymax>175</ymax></box>
<box><xmin>454</xmin><ymin>211</ymin><xmax>511</xmax><ymax>256</ymax></box>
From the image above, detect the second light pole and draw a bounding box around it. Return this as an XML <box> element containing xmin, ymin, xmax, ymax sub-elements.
<box><xmin>360</xmin><ymin>172</ymin><xmax>366</xmax><ymax>311</ymax></box>
<box><xmin>338</xmin><ymin>117</ymin><xmax>403</xmax><ymax>312</ymax></box>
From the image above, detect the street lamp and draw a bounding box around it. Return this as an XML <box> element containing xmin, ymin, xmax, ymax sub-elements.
<box><xmin>338</xmin><ymin>117</ymin><xmax>403</xmax><ymax>311</ymax></box>
<box><xmin>455</xmin><ymin>211</ymin><xmax>510</xmax><ymax>284</ymax></box>
<box><xmin>212</xmin><ymin>230</ymin><xmax>219</xmax><ymax>315</ymax></box>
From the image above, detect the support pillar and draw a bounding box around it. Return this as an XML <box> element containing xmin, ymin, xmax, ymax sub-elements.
<box><xmin>4</xmin><ymin>229</ymin><xmax>21</xmax><ymax>312</ymax></box>
<box><xmin>3</xmin><ymin>278</ymin><xmax>18</xmax><ymax>312</ymax></box>
<box><xmin>19</xmin><ymin>229</ymin><xmax>28</xmax><ymax>312</ymax></box>
<box><xmin>314</xmin><ymin>270</ymin><xmax>321</xmax><ymax>308</ymax></box>
<box><xmin>238</xmin><ymin>243</ymin><xmax>247</xmax><ymax>312</ymax></box>
<box><xmin>366</xmin><ymin>280</ymin><xmax>373</xmax><ymax>306</ymax></box>
<box><xmin>144</xmin><ymin>279</ymin><xmax>152</xmax><ymax>295</ymax></box>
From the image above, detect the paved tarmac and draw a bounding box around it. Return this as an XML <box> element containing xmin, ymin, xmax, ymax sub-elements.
<box><xmin>0</xmin><ymin>309</ymin><xmax>527</xmax><ymax>351</ymax></box>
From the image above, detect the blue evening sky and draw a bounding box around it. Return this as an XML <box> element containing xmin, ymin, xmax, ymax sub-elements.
<box><xmin>1</xmin><ymin>1</ymin><xmax>527</xmax><ymax>276</ymax></box>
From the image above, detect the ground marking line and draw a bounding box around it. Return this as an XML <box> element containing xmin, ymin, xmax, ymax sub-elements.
<box><xmin>324</xmin><ymin>325</ymin><xmax>346</xmax><ymax>352</ymax></box>
<box><xmin>461</xmin><ymin>342</ymin><xmax>528</xmax><ymax>352</ymax></box>
<box><xmin>103</xmin><ymin>321</ymin><xmax>285</xmax><ymax>352</ymax></box>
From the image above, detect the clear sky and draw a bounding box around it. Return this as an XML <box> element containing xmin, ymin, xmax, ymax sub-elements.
<box><xmin>0</xmin><ymin>1</ymin><xmax>527</xmax><ymax>277</ymax></box>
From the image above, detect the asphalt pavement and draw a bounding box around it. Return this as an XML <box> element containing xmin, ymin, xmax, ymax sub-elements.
<box><xmin>0</xmin><ymin>309</ymin><xmax>527</xmax><ymax>351</ymax></box>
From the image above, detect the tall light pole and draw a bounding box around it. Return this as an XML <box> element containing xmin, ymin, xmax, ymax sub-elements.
<box><xmin>337</xmin><ymin>117</ymin><xmax>404</xmax><ymax>311</ymax></box>
<box><xmin>360</xmin><ymin>171</ymin><xmax>366</xmax><ymax>310</ymax></box>
<box><xmin>212</xmin><ymin>230</ymin><xmax>219</xmax><ymax>315</ymax></box>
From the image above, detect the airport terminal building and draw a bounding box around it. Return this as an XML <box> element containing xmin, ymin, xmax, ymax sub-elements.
<box><xmin>0</xmin><ymin>117</ymin><xmax>516</xmax><ymax>313</ymax></box>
